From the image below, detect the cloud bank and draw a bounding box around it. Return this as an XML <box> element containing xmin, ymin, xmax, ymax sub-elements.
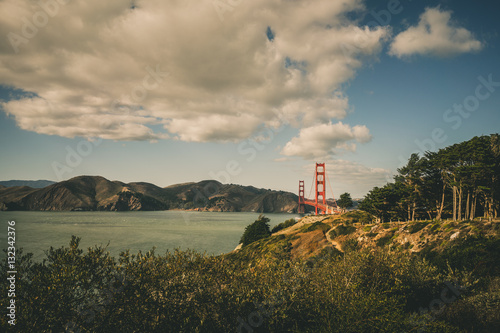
<box><xmin>281</xmin><ymin>122</ymin><xmax>372</xmax><ymax>159</ymax></box>
<box><xmin>0</xmin><ymin>0</ymin><xmax>388</xmax><ymax>145</ymax></box>
<box><xmin>389</xmin><ymin>7</ymin><xmax>483</xmax><ymax>58</ymax></box>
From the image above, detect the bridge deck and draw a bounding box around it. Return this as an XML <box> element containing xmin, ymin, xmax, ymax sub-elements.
<box><xmin>302</xmin><ymin>198</ymin><xmax>338</xmax><ymax>214</ymax></box>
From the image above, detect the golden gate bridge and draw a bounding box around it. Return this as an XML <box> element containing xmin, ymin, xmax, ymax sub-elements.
<box><xmin>298</xmin><ymin>163</ymin><xmax>340</xmax><ymax>215</ymax></box>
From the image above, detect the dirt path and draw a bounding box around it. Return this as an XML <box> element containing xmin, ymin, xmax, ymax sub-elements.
<box><xmin>324</xmin><ymin>226</ymin><xmax>343</xmax><ymax>252</ymax></box>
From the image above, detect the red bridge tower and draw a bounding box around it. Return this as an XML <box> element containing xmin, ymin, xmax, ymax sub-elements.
<box><xmin>315</xmin><ymin>163</ymin><xmax>326</xmax><ymax>215</ymax></box>
<box><xmin>298</xmin><ymin>180</ymin><xmax>305</xmax><ymax>214</ymax></box>
<box><xmin>298</xmin><ymin>162</ymin><xmax>338</xmax><ymax>215</ymax></box>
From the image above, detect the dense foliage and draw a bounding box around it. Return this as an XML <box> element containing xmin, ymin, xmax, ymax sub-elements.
<box><xmin>240</xmin><ymin>214</ymin><xmax>271</xmax><ymax>246</ymax></box>
<box><xmin>1</xmin><ymin>232</ymin><xmax>499</xmax><ymax>332</ymax></box>
<box><xmin>337</xmin><ymin>192</ymin><xmax>354</xmax><ymax>210</ymax></box>
<box><xmin>271</xmin><ymin>218</ymin><xmax>297</xmax><ymax>233</ymax></box>
<box><xmin>359</xmin><ymin>134</ymin><xmax>500</xmax><ymax>222</ymax></box>
<box><xmin>331</xmin><ymin>210</ymin><xmax>374</xmax><ymax>224</ymax></box>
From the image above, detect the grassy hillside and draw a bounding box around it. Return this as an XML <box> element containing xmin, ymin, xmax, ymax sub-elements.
<box><xmin>2</xmin><ymin>212</ymin><xmax>498</xmax><ymax>332</ymax></box>
<box><xmin>233</xmin><ymin>211</ymin><xmax>499</xmax><ymax>260</ymax></box>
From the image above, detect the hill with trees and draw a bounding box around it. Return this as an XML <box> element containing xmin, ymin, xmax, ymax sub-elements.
<box><xmin>359</xmin><ymin>134</ymin><xmax>499</xmax><ymax>222</ymax></box>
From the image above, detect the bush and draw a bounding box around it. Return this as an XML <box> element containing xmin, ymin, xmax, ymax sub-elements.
<box><xmin>342</xmin><ymin>210</ymin><xmax>374</xmax><ymax>224</ymax></box>
<box><xmin>240</xmin><ymin>215</ymin><xmax>271</xmax><ymax>247</ymax></box>
<box><xmin>329</xmin><ymin>224</ymin><xmax>357</xmax><ymax>238</ymax></box>
<box><xmin>408</xmin><ymin>221</ymin><xmax>430</xmax><ymax>234</ymax></box>
<box><xmin>301</xmin><ymin>221</ymin><xmax>331</xmax><ymax>233</ymax></box>
<box><xmin>271</xmin><ymin>218</ymin><xmax>297</xmax><ymax>233</ymax></box>
<box><xmin>342</xmin><ymin>239</ymin><xmax>359</xmax><ymax>252</ymax></box>
<box><xmin>430</xmin><ymin>223</ymin><xmax>441</xmax><ymax>233</ymax></box>
<box><xmin>363</xmin><ymin>225</ymin><xmax>372</xmax><ymax>232</ymax></box>
<box><xmin>376</xmin><ymin>233</ymin><xmax>394</xmax><ymax>247</ymax></box>
<box><xmin>2</xmin><ymin>230</ymin><xmax>498</xmax><ymax>332</ymax></box>
<box><xmin>425</xmin><ymin>235</ymin><xmax>500</xmax><ymax>276</ymax></box>
<box><xmin>441</xmin><ymin>278</ymin><xmax>500</xmax><ymax>333</ymax></box>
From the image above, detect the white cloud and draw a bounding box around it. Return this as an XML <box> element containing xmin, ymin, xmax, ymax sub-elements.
<box><xmin>325</xmin><ymin>159</ymin><xmax>390</xmax><ymax>185</ymax></box>
<box><xmin>389</xmin><ymin>7</ymin><xmax>483</xmax><ymax>58</ymax></box>
<box><xmin>166</xmin><ymin>113</ymin><xmax>262</xmax><ymax>142</ymax></box>
<box><xmin>0</xmin><ymin>0</ymin><xmax>389</xmax><ymax>142</ymax></box>
<box><xmin>281</xmin><ymin>122</ymin><xmax>372</xmax><ymax>159</ymax></box>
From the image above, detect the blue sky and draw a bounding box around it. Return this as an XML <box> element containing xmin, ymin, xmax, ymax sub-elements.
<box><xmin>0</xmin><ymin>0</ymin><xmax>499</xmax><ymax>198</ymax></box>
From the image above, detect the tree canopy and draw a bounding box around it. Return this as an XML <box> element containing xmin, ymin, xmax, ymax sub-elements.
<box><xmin>359</xmin><ymin>134</ymin><xmax>499</xmax><ymax>222</ymax></box>
<box><xmin>240</xmin><ymin>215</ymin><xmax>271</xmax><ymax>246</ymax></box>
<box><xmin>337</xmin><ymin>192</ymin><xmax>354</xmax><ymax>210</ymax></box>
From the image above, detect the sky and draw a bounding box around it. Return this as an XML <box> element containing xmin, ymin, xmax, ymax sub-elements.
<box><xmin>0</xmin><ymin>0</ymin><xmax>499</xmax><ymax>198</ymax></box>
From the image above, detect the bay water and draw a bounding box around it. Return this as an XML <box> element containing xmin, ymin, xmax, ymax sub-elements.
<box><xmin>0</xmin><ymin>211</ymin><xmax>298</xmax><ymax>261</ymax></box>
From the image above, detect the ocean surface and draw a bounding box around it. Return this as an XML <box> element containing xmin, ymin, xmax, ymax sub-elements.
<box><xmin>0</xmin><ymin>211</ymin><xmax>298</xmax><ymax>261</ymax></box>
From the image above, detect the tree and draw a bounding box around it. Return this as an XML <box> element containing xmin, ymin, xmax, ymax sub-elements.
<box><xmin>239</xmin><ymin>215</ymin><xmax>271</xmax><ymax>247</ymax></box>
<box><xmin>396</xmin><ymin>153</ymin><xmax>425</xmax><ymax>221</ymax></box>
<box><xmin>337</xmin><ymin>192</ymin><xmax>354</xmax><ymax>211</ymax></box>
<box><xmin>359</xmin><ymin>185</ymin><xmax>401</xmax><ymax>222</ymax></box>
<box><xmin>422</xmin><ymin>151</ymin><xmax>447</xmax><ymax>220</ymax></box>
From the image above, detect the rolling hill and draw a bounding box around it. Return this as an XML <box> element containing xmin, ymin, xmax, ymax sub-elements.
<box><xmin>0</xmin><ymin>176</ymin><xmax>298</xmax><ymax>213</ymax></box>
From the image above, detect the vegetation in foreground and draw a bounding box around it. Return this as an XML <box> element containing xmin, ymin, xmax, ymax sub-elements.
<box><xmin>1</xmin><ymin>214</ymin><xmax>499</xmax><ymax>333</ymax></box>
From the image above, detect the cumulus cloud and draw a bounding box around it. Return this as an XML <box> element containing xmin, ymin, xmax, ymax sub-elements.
<box><xmin>0</xmin><ymin>0</ymin><xmax>389</xmax><ymax>142</ymax></box>
<box><xmin>325</xmin><ymin>159</ymin><xmax>390</xmax><ymax>185</ymax></box>
<box><xmin>281</xmin><ymin>122</ymin><xmax>372</xmax><ymax>159</ymax></box>
<box><xmin>389</xmin><ymin>7</ymin><xmax>483</xmax><ymax>58</ymax></box>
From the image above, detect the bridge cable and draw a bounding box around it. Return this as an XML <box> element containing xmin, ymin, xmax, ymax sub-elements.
<box><xmin>307</xmin><ymin>168</ymin><xmax>315</xmax><ymax>201</ymax></box>
<box><xmin>326</xmin><ymin>170</ymin><xmax>338</xmax><ymax>209</ymax></box>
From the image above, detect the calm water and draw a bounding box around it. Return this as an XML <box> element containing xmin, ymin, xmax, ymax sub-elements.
<box><xmin>0</xmin><ymin>211</ymin><xmax>298</xmax><ymax>261</ymax></box>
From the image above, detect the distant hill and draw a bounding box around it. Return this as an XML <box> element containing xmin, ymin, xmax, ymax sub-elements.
<box><xmin>0</xmin><ymin>176</ymin><xmax>298</xmax><ymax>213</ymax></box>
<box><xmin>0</xmin><ymin>180</ymin><xmax>56</xmax><ymax>188</ymax></box>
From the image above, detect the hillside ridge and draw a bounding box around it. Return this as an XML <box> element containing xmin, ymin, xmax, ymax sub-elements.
<box><xmin>0</xmin><ymin>175</ymin><xmax>298</xmax><ymax>213</ymax></box>
<box><xmin>233</xmin><ymin>211</ymin><xmax>500</xmax><ymax>261</ymax></box>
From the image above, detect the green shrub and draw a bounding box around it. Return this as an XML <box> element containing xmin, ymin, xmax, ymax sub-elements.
<box><xmin>3</xmin><ymin>220</ymin><xmax>499</xmax><ymax>333</ymax></box>
<box><xmin>441</xmin><ymin>290</ymin><xmax>500</xmax><ymax>332</ymax></box>
<box><xmin>430</xmin><ymin>223</ymin><xmax>441</xmax><ymax>233</ymax></box>
<box><xmin>271</xmin><ymin>218</ymin><xmax>297</xmax><ymax>233</ymax></box>
<box><xmin>342</xmin><ymin>239</ymin><xmax>359</xmax><ymax>252</ymax></box>
<box><xmin>376</xmin><ymin>233</ymin><xmax>394</xmax><ymax>247</ymax></box>
<box><xmin>470</xmin><ymin>226</ymin><xmax>480</xmax><ymax>234</ymax></box>
<box><xmin>363</xmin><ymin>225</ymin><xmax>372</xmax><ymax>232</ymax></box>
<box><xmin>408</xmin><ymin>221</ymin><xmax>430</xmax><ymax>234</ymax></box>
<box><xmin>301</xmin><ymin>221</ymin><xmax>330</xmax><ymax>234</ymax></box>
<box><xmin>329</xmin><ymin>224</ymin><xmax>357</xmax><ymax>238</ymax></box>
<box><xmin>443</xmin><ymin>223</ymin><xmax>454</xmax><ymax>231</ymax></box>
<box><xmin>342</xmin><ymin>210</ymin><xmax>374</xmax><ymax>224</ymax></box>
<box><xmin>2</xmin><ymin>234</ymin><xmax>498</xmax><ymax>332</ymax></box>
<box><xmin>240</xmin><ymin>215</ymin><xmax>271</xmax><ymax>247</ymax></box>
<box><xmin>426</xmin><ymin>235</ymin><xmax>500</xmax><ymax>276</ymax></box>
